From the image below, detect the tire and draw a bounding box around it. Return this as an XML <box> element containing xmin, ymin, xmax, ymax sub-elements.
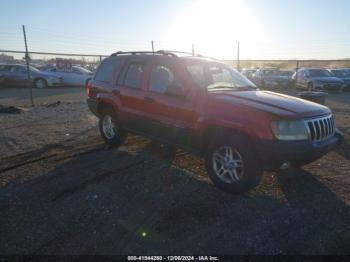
<box><xmin>99</xmin><ymin>108</ymin><xmax>127</xmax><ymax>147</ymax></box>
<box><xmin>204</xmin><ymin>134</ymin><xmax>262</xmax><ymax>194</ymax></box>
<box><xmin>34</xmin><ymin>78</ymin><xmax>48</xmax><ymax>89</ymax></box>
<box><xmin>307</xmin><ymin>82</ymin><xmax>314</xmax><ymax>91</ymax></box>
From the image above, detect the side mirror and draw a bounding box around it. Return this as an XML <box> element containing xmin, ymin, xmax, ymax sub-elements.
<box><xmin>165</xmin><ymin>84</ymin><xmax>185</xmax><ymax>98</ymax></box>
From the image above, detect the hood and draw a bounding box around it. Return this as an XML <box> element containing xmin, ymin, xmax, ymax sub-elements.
<box><xmin>311</xmin><ymin>76</ymin><xmax>343</xmax><ymax>83</ymax></box>
<box><xmin>209</xmin><ymin>90</ymin><xmax>330</xmax><ymax>118</ymax></box>
<box><xmin>338</xmin><ymin>77</ymin><xmax>350</xmax><ymax>82</ymax></box>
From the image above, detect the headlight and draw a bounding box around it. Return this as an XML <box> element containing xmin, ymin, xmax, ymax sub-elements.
<box><xmin>271</xmin><ymin>120</ymin><xmax>309</xmax><ymax>141</ymax></box>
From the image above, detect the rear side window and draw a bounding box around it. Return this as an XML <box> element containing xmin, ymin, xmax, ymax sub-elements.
<box><xmin>149</xmin><ymin>65</ymin><xmax>174</xmax><ymax>93</ymax></box>
<box><xmin>95</xmin><ymin>59</ymin><xmax>121</xmax><ymax>83</ymax></box>
<box><xmin>123</xmin><ymin>63</ymin><xmax>144</xmax><ymax>89</ymax></box>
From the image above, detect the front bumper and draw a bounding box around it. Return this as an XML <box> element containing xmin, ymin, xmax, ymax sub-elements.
<box><xmin>315</xmin><ymin>83</ymin><xmax>343</xmax><ymax>93</ymax></box>
<box><xmin>255</xmin><ymin>129</ymin><xmax>343</xmax><ymax>170</ymax></box>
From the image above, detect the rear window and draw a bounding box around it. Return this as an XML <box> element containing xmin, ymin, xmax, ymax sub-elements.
<box><xmin>94</xmin><ymin>59</ymin><xmax>121</xmax><ymax>83</ymax></box>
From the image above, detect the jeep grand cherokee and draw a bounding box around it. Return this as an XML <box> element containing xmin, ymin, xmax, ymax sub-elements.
<box><xmin>87</xmin><ymin>51</ymin><xmax>343</xmax><ymax>194</ymax></box>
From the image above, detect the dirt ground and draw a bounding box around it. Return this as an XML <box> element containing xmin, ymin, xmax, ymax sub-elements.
<box><xmin>0</xmin><ymin>87</ymin><xmax>349</xmax><ymax>255</ymax></box>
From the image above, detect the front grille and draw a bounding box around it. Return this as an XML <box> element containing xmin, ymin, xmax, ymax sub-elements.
<box><xmin>305</xmin><ymin>115</ymin><xmax>335</xmax><ymax>142</ymax></box>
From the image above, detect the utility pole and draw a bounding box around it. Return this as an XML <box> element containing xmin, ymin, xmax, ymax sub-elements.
<box><xmin>22</xmin><ymin>25</ymin><xmax>34</xmax><ymax>107</ymax></box>
<box><xmin>237</xmin><ymin>41</ymin><xmax>240</xmax><ymax>71</ymax></box>
<box><xmin>192</xmin><ymin>43</ymin><xmax>195</xmax><ymax>56</ymax></box>
<box><xmin>151</xmin><ymin>40</ymin><xmax>154</xmax><ymax>54</ymax></box>
<box><xmin>295</xmin><ymin>60</ymin><xmax>300</xmax><ymax>89</ymax></box>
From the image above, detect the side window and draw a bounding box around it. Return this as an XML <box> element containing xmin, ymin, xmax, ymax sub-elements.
<box><xmin>17</xmin><ymin>67</ymin><xmax>27</xmax><ymax>73</ymax></box>
<box><xmin>123</xmin><ymin>63</ymin><xmax>144</xmax><ymax>89</ymax></box>
<box><xmin>0</xmin><ymin>65</ymin><xmax>9</xmax><ymax>72</ymax></box>
<box><xmin>94</xmin><ymin>59</ymin><xmax>121</xmax><ymax>83</ymax></box>
<box><xmin>210</xmin><ymin>66</ymin><xmax>232</xmax><ymax>83</ymax></box>
<box><xmin>149</xmin><ymin>65</ymin><xmax>174</xmax><ymax>94</ymax></box>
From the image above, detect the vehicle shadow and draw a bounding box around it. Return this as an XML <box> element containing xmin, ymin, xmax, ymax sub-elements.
<box><xmin>0</xmin><ymin>141</ymin><xmax>349</xmax><ymax>255</ymax></box>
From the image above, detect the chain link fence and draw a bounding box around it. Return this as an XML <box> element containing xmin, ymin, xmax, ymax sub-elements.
<box><xmin>0</xmin><ymin>50</ymin><xmax>109</xmax><ymax>107</ymax></box>
<box><xmin>1</xmin><ymin>49</ymin><xmax>350</xmax><ymax>107</ymax></box>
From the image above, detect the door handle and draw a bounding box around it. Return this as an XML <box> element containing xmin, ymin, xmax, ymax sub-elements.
<box><xmin>112</xmin><ymin>89</ymin><xmax>120</xmax><ymax>95</ymax></box>
<box><xmin>144</xmin><ymin>96</ymin><xmax>155</xmax><ymax>103</ymax></box>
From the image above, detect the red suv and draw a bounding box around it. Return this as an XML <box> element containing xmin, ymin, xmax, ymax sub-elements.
<box><xmin>87</xmin><ymin>51</ymin><xmax>343</xmax><ymax>194</ymax></box>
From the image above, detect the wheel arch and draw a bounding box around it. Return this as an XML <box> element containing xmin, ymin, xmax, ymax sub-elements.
<box><xmin>33</xmin><ymin>77</ymin><xmax>48</xmax><ymax>87</ymax></box>
<box><xmin>97</xmin><ymin>100</ymin><xmax>118</xmax><ymax>117</ymax></box>
<box><xmin>200</xmin><ymin>125</ymin><xmax>257</xmax><ymax>157</ymax></box>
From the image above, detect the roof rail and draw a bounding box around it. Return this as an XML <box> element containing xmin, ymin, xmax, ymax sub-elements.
<box><xmin>110</xmin><ymin>51</ymin><xmax>154</xmax><ymax>56</ymax></box>
<box><xmin>110</xmin><ymin>50</ymin><xmax>178</xmax><ymax>57</ymax></box>
<box><xmin>157</xmin><ymin>50</ymin><xmax>193</xmax><ymax>56</ymax></box>
<box><xmin>110</xmin><ymin>50</ymin><xmax>219</xmax><ymax>60</ymax></box>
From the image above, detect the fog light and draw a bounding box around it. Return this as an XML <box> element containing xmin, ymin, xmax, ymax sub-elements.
<box><xmin>280</xmin><ymin>162</ymin><xmax>291</xmax><ymax>170</ymax></box>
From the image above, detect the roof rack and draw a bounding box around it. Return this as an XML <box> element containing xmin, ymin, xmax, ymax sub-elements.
<box><xmin>110</xmin><ymin>50</ymin><xmax>218</xmax><ymax>60</ymax></box>
<box><xmin>110</xmin><ymin>50</ymin><xmax>177</xmax><ymax>57</ymax></box>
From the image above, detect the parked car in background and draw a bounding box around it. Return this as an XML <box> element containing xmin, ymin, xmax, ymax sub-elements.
<box><xmin>241</xmin><ymin>68</ymin><xmax>257</xmax><ymax>81</ymax></box>
<box><xmin>327</xmin><ymin>68</ymin><xmax>350</xmax><ymax>91</ymax></box>
<box><xmin>292</xmin><ymin>68</ymin><xmax>344</xmax><ymax>93</ymax></box>
<box><xmin>45</xmin><ymin>66</ymin><xmax>94</xmax><ymax>86</ymax></box>
<box><xmin>252</xmin><ymin>68</ymin><xmax>282</xmax><ymax>88</ymax></box>
<box><xmin>0</xmin><ymin>64</ymin><xmax>63</xmax><ymax>88</ymax></box>
<box><xmin>274</xmin><ymin>70</ymin><xmax>295</xmax><ymax>88</ymax></box>
<box><xmin>86</xmin><ymin>50</ymin><xmax>343</xmax><ymax>194</ymax></box>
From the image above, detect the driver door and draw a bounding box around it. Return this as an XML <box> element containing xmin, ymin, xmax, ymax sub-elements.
<box><xmin>142</xmin><ymin>60</ymin><xmax>200</xmax><ymax>150</ymax></box>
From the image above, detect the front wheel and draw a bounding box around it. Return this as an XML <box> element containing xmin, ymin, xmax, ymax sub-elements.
<box><xmin>34</xmin><ymin>78</ymin><xmax>48</xmax><ymax>89</ymax></box>
<box><xmin>99</xmin><ymin>108</ymin><xmax>127</xmax><ymax>147</ymax></box>
<box><xmin>205</xmin><ymin>135</ymin><xmax>262</xmax><ymax>194</ymax></box>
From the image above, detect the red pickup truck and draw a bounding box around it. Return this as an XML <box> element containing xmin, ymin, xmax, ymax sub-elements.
<box><xmin>87</xmin><ymin>51</ymin><xmax>343</xmax><ymax>194</ymax></box>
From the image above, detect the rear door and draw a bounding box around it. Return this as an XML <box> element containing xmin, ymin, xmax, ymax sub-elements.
<box><xmin>116</xmin><ymin>59</ymin><xmax>150</xmax><ymax>133</ymax></box>
<box><xmin>0</xmin><ymin>65</ymin><xmax>10</xmax><ymax>86</ymax></box>
<box><xmin>7</xmin><ymin>66</ymin><xmax>28</xmax><ymax>87</ymax></box>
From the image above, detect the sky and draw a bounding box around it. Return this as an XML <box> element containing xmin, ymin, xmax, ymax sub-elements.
<box><xmin>1</xmin><ymin>0</ymin><xmax>350</xmax><ymax>60</ymax></box>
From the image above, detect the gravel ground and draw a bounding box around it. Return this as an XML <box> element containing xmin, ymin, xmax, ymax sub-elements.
<box><xmin>0</xmin><ymin>88</ymin><xmax>349</xmax><ymax>255</ymax></box>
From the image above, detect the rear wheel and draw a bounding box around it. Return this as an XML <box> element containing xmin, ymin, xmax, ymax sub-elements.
<box><xmin>99</xmin><ymin>108</ymin><xmax>127</xmax><ymax>147</ymax></box>
<box><xmin>205</xmin><ymin>134</ymin><xmax>262</xmax><ymax>194</ymax></box>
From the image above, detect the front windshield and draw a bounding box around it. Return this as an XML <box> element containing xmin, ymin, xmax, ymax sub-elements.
<box><xmin>331</xmin><ymin>70</ymin><xmax>350</xmax><ymax>77</ymax></box>
<box><xmin>74</xmin><ymin>66</ymin><xmax>92</xmax><ymax>74</ymax></box>
<box><xmin>262</xmin><ymin>70</ymin><xmax>278</xmax><ymax>76</ymax></box>
<box><xmin>278</xmin><ymin>71</ymin><xmax>294</xmax><ymax>76</ymax></box>
<box><xmin>309</xmin><ymin>69</ymin><xmax>333</xmax><ymax>77</ymax></box>
<box><xmin>29</xmin><ymin>66</ymin><xmax>40</xmax><ymax>72</ymax></box>
<box><xmin>187</xmin><ymin>63</ymin><xmax>256</xmax><ymax>91</ymax></box>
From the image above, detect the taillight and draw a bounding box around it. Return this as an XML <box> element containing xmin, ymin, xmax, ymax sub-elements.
<box><xmin>86</xmin><ymin>80</ymin><xmax>92</xmax><ymax>97</ymax></box>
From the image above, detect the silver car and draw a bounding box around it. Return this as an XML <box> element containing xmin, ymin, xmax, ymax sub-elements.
<box><xmin>45</xmin><ymin>66</ymin><xmax>93</xmax><ymax>86</ymax></box>
<box><xmin>0</xmin><ymin>64</ymin><xmax>63</xmax><ymax>88</ymax></box>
